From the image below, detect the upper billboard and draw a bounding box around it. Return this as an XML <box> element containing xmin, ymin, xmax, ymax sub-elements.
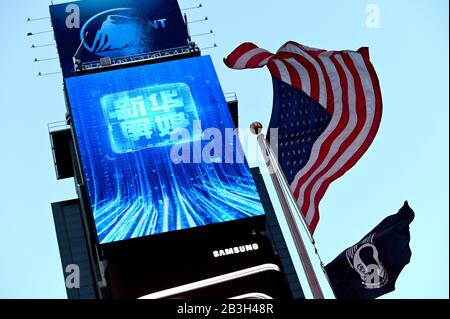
<box><xmin>65</xmin><ymin>56</ymin><xmax>266</xmax><ymax>244</ymax></box>
<box><xmin>50</xmin><ymin>0</ymin><xmax>189</xmax><ymax>78</ymax></box>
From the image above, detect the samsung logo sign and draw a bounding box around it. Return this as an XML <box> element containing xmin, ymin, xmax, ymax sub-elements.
<box><xmin>213</xmin><ymin>243</ymin><xmax>260</xmax><ymax>258</ymax></box>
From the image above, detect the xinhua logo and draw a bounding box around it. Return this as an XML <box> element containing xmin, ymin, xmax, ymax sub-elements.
<box><xmin>101</xmin><ymin>83</ymin><xmax>200</xmax><ymax>154</ymax></box>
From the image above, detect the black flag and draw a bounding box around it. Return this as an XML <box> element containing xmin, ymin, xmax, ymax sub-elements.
<box><xmin>325</xmin><ymin>201</ymin><xmax>415</xmax><ymax>299</ymax></box>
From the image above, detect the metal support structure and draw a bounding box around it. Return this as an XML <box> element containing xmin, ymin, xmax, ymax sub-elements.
<box><xmin>181</xmin><ymin>4</ymin><xmax>203</xmax><ymax>11</ymax></box>
<box><xmin>76</xmin><ymin>45</ymin><xmax>200</xmax><ymax>73</ymax></box>
<box><xmin>251</xmin><ymin>122</ymin><xmax>324</xmax><ymax>299</ymax></box>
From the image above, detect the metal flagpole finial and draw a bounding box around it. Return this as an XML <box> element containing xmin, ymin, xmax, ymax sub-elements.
<box><xmin>250</xmin><ymin>122</ymin><xmax>264</xmax><ymax>135</ymax></box>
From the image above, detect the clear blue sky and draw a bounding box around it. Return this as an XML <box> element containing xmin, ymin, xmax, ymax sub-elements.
<box><xmin>0</xmin><ymin>0</ymin><xmax>448</xmax><ymax>298</ymax></box>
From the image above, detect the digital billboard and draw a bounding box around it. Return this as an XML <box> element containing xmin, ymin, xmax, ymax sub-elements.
<box><xmin>50</xmin><ymin>0</ymin><xmax>189</xmax><ymax>78</ymax></box>
<box><xmin>65</xmin><ymin>56</ymin><xmax>266</xmax><ymax>244</ymax></box>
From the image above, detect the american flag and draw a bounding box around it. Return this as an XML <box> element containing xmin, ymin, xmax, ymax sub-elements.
<box><xmin>225</xmin><ymin>41</ymin><xmax>382</xmax><ymax>233</ymax></box>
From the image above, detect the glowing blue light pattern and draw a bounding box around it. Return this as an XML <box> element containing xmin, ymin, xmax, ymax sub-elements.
<box><xmin>65</xmin><ymin>56</ymin><xmax>265</xmax><ymax>244</ymax></box>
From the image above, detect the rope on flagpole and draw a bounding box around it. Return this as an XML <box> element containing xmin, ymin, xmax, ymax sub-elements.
<box><xmin>258</xmin><ymin>127</ymin><xmax>337</xmax><ymax>298</ymax></box>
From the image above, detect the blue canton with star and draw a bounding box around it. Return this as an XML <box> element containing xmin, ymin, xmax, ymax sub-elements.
<box><xmin>267</xmin><ymin>78</ymin><xmax>332</xmax><ymax>184</ymax></box>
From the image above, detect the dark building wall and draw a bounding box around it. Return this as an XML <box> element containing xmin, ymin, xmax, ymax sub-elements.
<box><xmin>49</xmin><ymin>128</ymin><xmax>74</xmax><ymax>180</ymax></box>
<box><xmin>51</xmin><ymin>200</ymin><xmax>97</xmax><ymax>299</ymax></box>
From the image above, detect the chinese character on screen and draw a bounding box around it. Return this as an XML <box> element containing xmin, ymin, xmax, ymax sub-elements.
<box><xmin>101</xmin><ymin>83</ymin><xmax>198</xmax><ymax>154</ymax></box>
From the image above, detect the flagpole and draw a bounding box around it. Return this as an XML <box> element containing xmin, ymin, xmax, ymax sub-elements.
<box><xmin>251</xmin><ymin>122</ymin><xmax>324</xmax><ymax>299</ymax></box>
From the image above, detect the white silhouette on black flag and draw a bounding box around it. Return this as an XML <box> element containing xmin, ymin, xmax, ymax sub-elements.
<box><xmin>325</xmin><ymin>201</ymin><xmax>414</xmax><ymax>299</ymax></box>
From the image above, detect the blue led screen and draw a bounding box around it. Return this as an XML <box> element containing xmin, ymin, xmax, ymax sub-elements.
<box><xmin>65</xmin><ymin>56</ymin><xmax>265</xmax><ymax>244</ymax></box>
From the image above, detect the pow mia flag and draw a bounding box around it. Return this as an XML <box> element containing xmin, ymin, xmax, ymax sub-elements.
<box><xmin>325</xmin><ymin>201</ymin><xmax>415</xmax><ymax>299</ymax></box>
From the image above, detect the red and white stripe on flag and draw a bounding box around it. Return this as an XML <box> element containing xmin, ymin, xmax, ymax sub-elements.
<box><xmin>224</xmin><ymin>41</ymin><xmax>382</xmax><ymax>233</ymax></box>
